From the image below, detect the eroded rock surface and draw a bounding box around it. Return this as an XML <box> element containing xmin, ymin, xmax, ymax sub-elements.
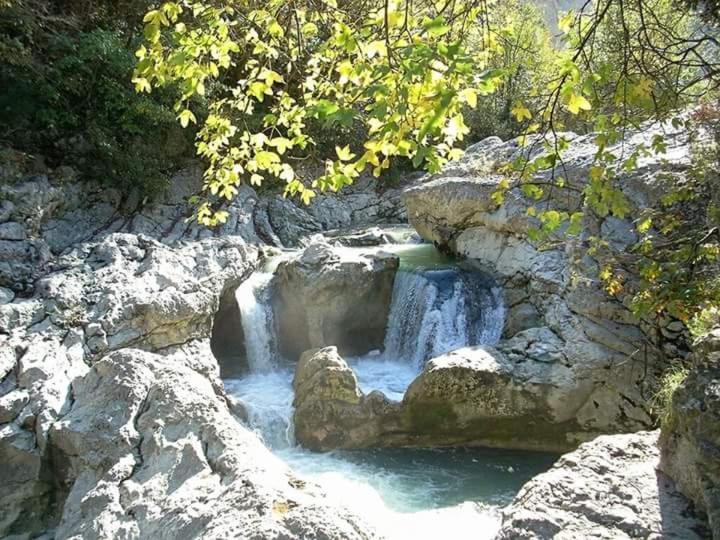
<box><xmin>293</xmin><ymin>345</ymin><xmax>579</xmax><ymax>452</ymax></box>
<box><xmin>293</xmin><ymin>347</ymin><xmax>401</xmax><ymax>451</ymax></box>
<box><xmin>0</xmin><ymin>160</ymin><xmax>381</xmax><ymax>538</ymax></box>
<box><xmin>403</xmin><ymin>125</ymin><xmax>691</xmax><ymax>443</ymax></box>
<box><xmin>49</xmin><ymin>347</ymin><xmax>372</xmax><ymax>540</ymax></box>
<box><xmin>660</xmin><ymin>329</ymin><xmax>720</xmax><ymax>538</ymax></box>
<box><xmin>496</xmin><ymin>431</ymin><xmax>709</xmax><ymax>540</ymax></box>
<box><xmin>272</xmin><ymin>241</ymin><xmax>399</xmax><ymax>359</ymax></box>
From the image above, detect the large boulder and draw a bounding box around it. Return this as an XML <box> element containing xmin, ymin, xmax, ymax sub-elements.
<box><xmin>272</xmin><ymin>241</ymin><xmax>399</xmax><ymax>359</ymax></box>
<box><xmin>0</xmin><ymin>232</ymin><xmax>261</xmax><ymax>537</ymax></box>
<box><xmin>496</xmin><ymin>431</ymin><xmax>709</xmax><ymax>539</ymax></box>
<box><xmin>660</xmin><ymin>329</ymin><xmax>720</xmax><ymax>538</ymax></box>
<box><xmin>292</xmin><ymin>344</ymin><xmax>584</xmax><ymax>453</ymax></box>
<box><xmin>47</xmin><ymin>347</ymin><xmax>373</xmax><ymax>540</ymax></box>
<box><xmin>292</xmin><ymin>347</ymin><xmax>401</xmax><ymax>451</ymax></box>
<box><xmin>402</xmin><ymin>345</ymin><xmax>580</xmax><ymax>452</ymax></box>
<box><xmin>402</xmin><ymin>125</ymin><xmax>691</xmax><ymax>441</ymax></box>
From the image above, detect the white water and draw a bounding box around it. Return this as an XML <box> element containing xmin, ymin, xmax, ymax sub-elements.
<box><xmin>382</xmin><ymin>269</ymin><xmax>505</xmax><ymax>370</ymax></box>
<box><xmin>225</xmin><ymin>242</ymin><xmax>552</xmax><ymax>540</ymax></box>
<box><xmin>234</xmin><ymin>271</ymin><xmax>276</xmax><ymax>372</ymax></box>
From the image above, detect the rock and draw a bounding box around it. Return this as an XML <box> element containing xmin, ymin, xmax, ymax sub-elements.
<box><xmin>0</xmin><ymin>222</ymin><xmax>26</xmax><ymax>241</ymax></box>
<box><xmin>261</xmin><ymin>196</ymin><xmax>323</xmax><ymax>247</ymax></box>
<box><xmin>49</xmin><ymin>347</ymin><xmax>373</xmax><ymax>539</ymax></box>
<box><xmin>601</xmin><ymin>216</ymin><xmax>639</xmax><ymax>251</ymax></box>
<box><xmin>659</xmin><ymin>332</ymin><xmax>720</xmax><ymax>538</ymax></box>
<box><xmin>0</xmin><ymin>423</ymin><xmax>53</xmax><ymax>537</ymax></box>
<box><xmin>293</xmin><ymin>344</ymin><xmax>586</xmax><ymax>453</ymax></box>
<box><xmin>402</xmin><ymin>125</ymin><xmax>686</xmax><ymax>442</ymax></box>
<box><xmin>402</xmin><ymin>345</ymin><xmax>580</xmax><ymax>451</ymax></box>
<box><xmin>0</xmin><ymin>286</ymin><xmax>14</xmax><ymax>304</ymax></box>
<box><xmin>496</xmin><ymin>431</ymin><xmax>709</xmax><ymax>540</ymax></box>
<box><xmin>330</xmin><ymin>227</ymin><xmax>394</xmax><ymax>247</ymax></box>
<box><xmin>35</xmin><ymin>233</ymin><xmax>259</xmax><ymax>355</ymax></box>
<box><xmin>0</xmin><ymin>159</ymin><xmax>404</xmax><ymax>538</ymax></box>
<box><xmin>272</xmin><ymin>241</ymin><xmax>399</xmax><ymax>359</ymax></box>
<box><xmin>503</xmin><ymin>302</ymin><xmax>541</xmax><ymax>337</ymax></box>
<box><xmin>0</xmin><ymin>388</ymin><xmax>29</xmax><ymax>423</ymax></box>
<box><xmin>293</xmin><ymin>347</ymin><xmax>401</xmax><ymax>451</ymax></box>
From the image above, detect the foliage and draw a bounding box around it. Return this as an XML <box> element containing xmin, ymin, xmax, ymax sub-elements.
<box><xmin>651</xmin><ymin>363</ymin><xmax>689</xmax><ymax>426</ymax></box>
<box><xmin>134</xmin><ymin>0</ymin><xmax>507</xmax><ymax>225</ymax></box>
<box><xmin>463</xmin><ymin>0</ymin><xmax>557</xmax><ymax>142</ymax></box>
<box><xmin>490</xmin><ymin>0</ymin><xmax>720</xmax><ymax>326</ymax></box>
<box><xmin>0</xmin><ymin>0</ymin><xmax>189</xmax><ymax>194</ymax></box>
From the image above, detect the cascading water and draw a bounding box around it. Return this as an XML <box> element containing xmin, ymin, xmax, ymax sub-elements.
<box><xmin>382</xmin><ymin>268</ymin><xmax>505</xmax><ymax>369</ymax></box>
<box><xmin>224</xmin><ymin>238</ymin><xmax>554</xmax><ymax>540</ymax></box>
<box><xmin>234</xmin><ymin>271</ymin><xmax>276</xmax><ymax>373</ymax></box>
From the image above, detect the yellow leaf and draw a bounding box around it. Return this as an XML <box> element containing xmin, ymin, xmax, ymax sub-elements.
<box><xmin>269</xmin><ymin>137</ymin><xmax>292</xmax><ymax>155</ymax></box>
<box><xmin>335</xmin><ymin>145</ymin><xmax>355</xmax><ymax>161</ymax></box>
<box><xmin>178</xmin><ymin>109</ymin><xmax>196</xmax><ymax>128</ymax></box>
<box><xmin>511</xmin><ymin>102</ymin><xmax>532</xmax><ymax>122</ymax></box>
<box><xmin>132</xmin><ymin>77</ymin><xmax>151</xmax><ymax>93</ymax></box>
<box><xmin>566</xmin><ymin>93</ymin><xmax>591</xmax><ymax>114</ymax></box>
<box><xmin>461</xmin><ymin>88</ymin><xmax>478</xmax><ymax>109</ymax></box>
<box><xmin>365</xmin><ymin>41</ymin><xmax>387</xmax><ymax>59</ymax></box>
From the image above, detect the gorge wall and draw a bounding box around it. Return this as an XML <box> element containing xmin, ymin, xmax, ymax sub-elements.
<box><xmin>402</xmin><ymin>126</ymin><xmax>692</xmax><ymax>448</ymax></box>
<box><xmin>0</xmin><ymin>154</ymin><xmax>407</xmax><ymax>538</ymax></box>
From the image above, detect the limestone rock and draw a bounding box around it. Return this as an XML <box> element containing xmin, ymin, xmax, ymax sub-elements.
<box><xmin>402</xmin><ymin>345</ymin><xmax>580</xmax><ymax>451</ymax></box>
<box><xmin>402</xmin><ymin>124</ymin><xmax>688</xmax><ymax>442</ymax></box>
<box><xmin>495</xmin><ymin>431</ymin><xmax>709</xmax><ymax>540</ymax></box>
<box><xmin>660</xmin><ymin>331</ymin><xmax>720</xmax><ymax>538</ymax></box>
<box><xmin>272</xmin><ymin>241</ymin><xmax>399</xmax><ymax>359</ymax></box>
<box><xmin>50</xmin><ymin>347</ymin><xmax>374</xmax><ymax>540</ymax></box>
<box><xmin>293</xmin><ymin>347</ymin><xmax>401</xmax><ymax>451</ymax></box>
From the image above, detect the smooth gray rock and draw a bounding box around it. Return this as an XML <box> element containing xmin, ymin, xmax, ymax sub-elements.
<box><xmin>402</xmin><ymin>345</ymin><xmax>580</xmax><ymax>451</ymax></box>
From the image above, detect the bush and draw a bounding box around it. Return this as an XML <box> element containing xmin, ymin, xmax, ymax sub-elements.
<box><xmin>0</xmin><ymin>3</ymin><xmax>191</xmax><ymax>196</ymax></box>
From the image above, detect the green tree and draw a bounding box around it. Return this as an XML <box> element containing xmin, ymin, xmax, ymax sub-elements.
<box><xmin>495</xmin><ymin>0</ymin><xmax>720</xmax><ymax>326</ymax></box>
<box><xmin>133</xmin><ymin>0</ymin><xmax>505</xmax><ymax>225</ymax></box>
<box><xmin>136</xmin><ymin>0</ymin><xmax>720</xmax><ymax>327</ymax></box>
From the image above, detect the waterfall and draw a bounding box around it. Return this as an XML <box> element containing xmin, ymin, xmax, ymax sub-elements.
<box><xmin>235</xmin><ymin>271</ymin><xmax>276</xmax><ymax>373</ymax></box>
<box><xmin>382</xmin><ymin>268</ymin><xmax>504</xmax><ymax>369</ymax></box>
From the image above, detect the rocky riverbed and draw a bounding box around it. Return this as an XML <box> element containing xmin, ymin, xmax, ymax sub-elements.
<box><xmin>1</xmin><ymin>121</ymin><xmax>717</xmax><ymax>539</ymax></box>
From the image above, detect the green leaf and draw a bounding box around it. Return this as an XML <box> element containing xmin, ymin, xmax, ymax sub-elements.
<box><xmin>423</xmin><ymin>16</ymin><xmax>451</xmax><ymax>37</ymax></box>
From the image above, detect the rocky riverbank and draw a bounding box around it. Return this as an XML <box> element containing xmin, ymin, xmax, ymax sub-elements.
<box><xmin>0</xmin><ymin>155</ymin><xmax>406</xmax><ymax>538</ymax></box>
<box><xmin>1</xmin><ymin>121</ymin><xmax>716</xmax><ymax>539</ymax></box>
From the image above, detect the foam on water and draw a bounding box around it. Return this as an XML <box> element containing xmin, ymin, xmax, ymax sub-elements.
<box><xmin>226</xmin><ymin>363</ymin><xmax>556</xmax><ymax>540</ymax></box>
<box><xmin>226</xmin><ymin>240</ymin><xmax>552</xmax><ymax>540</ymax></box>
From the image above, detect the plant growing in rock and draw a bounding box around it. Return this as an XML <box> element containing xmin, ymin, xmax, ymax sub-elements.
<box><xmin>651</xmin><ymin>363</ymin><xmax>690</xmax><ymax>427</ymax></box>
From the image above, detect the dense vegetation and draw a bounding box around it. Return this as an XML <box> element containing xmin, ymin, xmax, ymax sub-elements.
<box><xmin>0</xmin><ymin>0</ymin><xmax>718</xmax><ymax>332</ymax></box>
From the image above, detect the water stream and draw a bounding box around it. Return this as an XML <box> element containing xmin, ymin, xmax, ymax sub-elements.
<box><xmin>224</xmin><ymin>237</ymin><xmax>557</xmax><ymax>539</ymax></box>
